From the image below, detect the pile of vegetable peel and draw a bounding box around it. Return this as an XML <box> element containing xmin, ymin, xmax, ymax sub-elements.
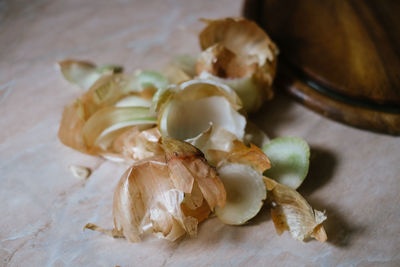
<box><xmin>58</xmin><ymin>17</ymin><xmax>327</xmax><ymax>243</ymax></box>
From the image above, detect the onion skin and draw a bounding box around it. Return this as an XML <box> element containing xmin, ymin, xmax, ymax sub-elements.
<box><xmin>112</xmin><ymin>138</ymin><xmax>226</xmax><ymax>242</ymax></box>
<box><xmin>264</xmin><ymin>177</ymin><xmax>327</xmax><ymax>242</ymax></box>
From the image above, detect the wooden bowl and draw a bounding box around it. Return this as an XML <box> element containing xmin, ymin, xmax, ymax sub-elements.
<box><xmin>244</xmin><ymin>0</ymin><xmax>400</xmax><ymax>135</ymax></box>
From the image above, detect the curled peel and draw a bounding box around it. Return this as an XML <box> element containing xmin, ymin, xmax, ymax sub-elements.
<box><xmin>157</xmin><ymin>80</ymin><xmax>246</xmax><ymax>141</ymax></box>
<box><xmin>192</xmin><ymin>132</ymin><xmax>270</xmax><ymax>225</ymax></box>
<box><xmin>264</xmin><ymin>177</ymin><xmax>327</xmax><ymax>242</ymax></box>
<box><xmin>215</xmin><ymin>163</ymin><xmax>266</xmax><ymax>225</ymax></box>
<box><xmin>197</xmin><ymin>18</ymin><xmax>279</xmax><ymax>112</ymax></box>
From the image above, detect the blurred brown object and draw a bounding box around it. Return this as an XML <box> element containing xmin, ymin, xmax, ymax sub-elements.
<box><xmin>244</xmin><ymin>0</ymin><xmax>400</xmax><ymax>135</ymax></box>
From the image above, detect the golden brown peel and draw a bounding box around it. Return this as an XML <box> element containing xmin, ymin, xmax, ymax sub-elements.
<box><xmin>109</xmin><ymin>139</ymin><xmax>226</xmax><ymax>242</ymax></box>
<box><xmin>264</xmin><ymin>177</ymin><xmax>327</xmax><ymax>242</ymax></box>
<box><xmin>162</xmin><ymin>138</ymin><xmax>226</xmax><ymax>209</ymax></box>
<box><xmin>197</xmin><ymin>17</ymin><xmax>279</xmax><ymax>112</ymax></box>
<box><xmin>58</xmin><ymin>73</ymin><xmax>158</xmax><ymax>157</ymax></box>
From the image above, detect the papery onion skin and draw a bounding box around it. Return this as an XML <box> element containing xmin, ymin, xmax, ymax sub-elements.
<box><xmin>111</xmin><ymin>138</ymin><xmax>226</xmax><ymax>242</ymax></box>
<box><xmin>58</xmin><ymin>70</ymin><xmax>165</xmax><ymax>156</ymax></box>
<box><xmin>197</xmin><ymin>18</ymin><xmax>279</xmax><ymax>111</ymax></box>
<box><xmin>162</xmin><ymin>138</ymin><xmax>226</xmax><ymax>210</ymax></box>
<box><xmin>265</xmin><ymin>177</ymin><xmax>327</xmax><ymax>242</ymax></box>
<box><xmin>113</xmin><ymin>156</ymin><xmax>191</xmax><ymax>242</ymax></box>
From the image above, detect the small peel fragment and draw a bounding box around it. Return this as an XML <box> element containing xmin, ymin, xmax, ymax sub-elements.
<box><xmin>69</xmin><ymin>165</ymin><xmax>91</xmax><ymax>179</ymax></box>
<box><xmin>83</xmin><ymin>223</ymin><xmax>124</xmax><ymax>238</ymax></box>
<box><xmin>264</xmin><ymin>177</ymin><xmax>327</xmax><ymax>242</ymax></box>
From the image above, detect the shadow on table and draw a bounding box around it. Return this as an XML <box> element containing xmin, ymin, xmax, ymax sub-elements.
<box><xmin>299</xmin><ymin>146</ymin><xmax>337</xmax><ymax>195</ymax></box>
<box><xmin>306</xmin><ymin>198</ymin><xmax>367</xmax><ymax>248</ymax></box>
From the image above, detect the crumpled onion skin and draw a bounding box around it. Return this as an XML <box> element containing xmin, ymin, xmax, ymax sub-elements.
<box><xmin>99</xmin><ymin>127</ymin><xmax>163</xmax><ymax>164</ymax></box>
<box><xmin>264</xmin><ymin>177</ymin><xmax>327</xmax><ymax>242</ymax></box>
<box><xmin>112</xmin><ymin>138</ymin><xmax>226</xmax><ymax>242</ymax></box>
<box><xmin>197</xmin><ymin>18</ymin><xmax>279</xmax><ymax>112</ymax></box>
<box><xmin>162</xmin><ymin>138</ymin><xmax>226</xmax><ymax>210</ymax></box>
<box><xmin>58</xmin><ymin>71</ymin><xmax>162</xmax><ymax>157</ymax></box>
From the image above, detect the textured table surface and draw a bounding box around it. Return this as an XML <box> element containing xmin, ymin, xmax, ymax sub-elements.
<box><xmin>1</xmin><ymin>0</ymin><xmax>399</xmax><ymax>266</ymax></box>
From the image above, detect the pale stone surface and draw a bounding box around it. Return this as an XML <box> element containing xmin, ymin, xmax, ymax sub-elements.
<box><xmin>1</xmin><ymin>0</ymin><xmax>399</xmax><ymax>266</ymax></box>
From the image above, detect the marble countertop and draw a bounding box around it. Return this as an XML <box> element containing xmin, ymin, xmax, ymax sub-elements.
<box><xmin>1</xmin><ymin>0</ymin><xmax>399</xmax><ymax>266</ymax></box>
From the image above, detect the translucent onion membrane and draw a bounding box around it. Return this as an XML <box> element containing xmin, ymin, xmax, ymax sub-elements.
<box><xmin>110</xmin><ymin>138</ymin><xmax>226</xmax><ymax>242</ymax></box>
<box><xmin>58</xmin><ymin>59</ymin><xmax>123</xmax><ymax>90</ymax></box>
<box><xmin>157</xmin><ymin>79</ymin><xmax>246</xmax><ymax>141</ymax></box>
<box><xmin>196</xmin><ymin>18</ymin><xmax>279</xmax><ymax>112</ymax></box>
<box><xmin>263</xmin><ymin>137</ymin><xmax>310</xmax><ymax>189</ymax></box>
<box><xmin>198</xmin><ymin>71</ymin><xmax>265</xmax><ymax>113</ymax></box>
<box><xmin>264</xmin><ymin>177</ymin><xmax>327</xmax><ymax>242</ymax></box>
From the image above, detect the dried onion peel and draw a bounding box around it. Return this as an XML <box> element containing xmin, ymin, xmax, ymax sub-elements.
<box><xmin>264</xmin><ymin>177</ymin><xmax>327</xmax><ymax>242</ymax></box>
<box><xmin>199</xmin><ymin>137</ymin><xmax>271</xmax><ymax>225</ymax></box>
<box><xmin>196</xmin><ymin>18</ymin><xmax>278</xmax><ymax>112</ymax></box>
<box><xmin>58</xmin><ymin>68</ymin><xmax>167</xmax><ymax>158</ymax></box>
<box><xmin>57</xmin><ymin>18</ymin><xmax>329</xmax><ymax>245</ymax></box>
<box><xmin>110</xmin><ymin>138</ymin><xmax>226</xmax><ymax>242</ymax></box>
